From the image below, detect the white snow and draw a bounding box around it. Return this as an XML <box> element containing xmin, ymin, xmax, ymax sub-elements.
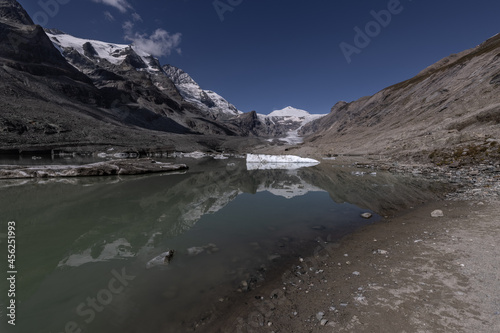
<box><xmin>46</xmin><ymin>32</ymin><xmax>159</xmax><ymax>72</ymax></box>
<box><xmin>268</xmin><ymin>106</ymin><xmax>311</xmax><ymax>118</ymax></box>
<box><xmin>257</xmin><ymin>106</ymin><xmax>326</xmax><ymax>144</ymax></box>
<box><xmin>46</xmin><ymin>32</ymin><xmax>130</xmax><ymax>65</ymax></box>
<box><xmin>246</xmin><ymin>154</ymin><xmax>320</xmax><ymax>170</ymax></box>
<box><xmin>267</xmin><ymin>106</ymin><xmax>325</xmax><ymax>124</ymax></box>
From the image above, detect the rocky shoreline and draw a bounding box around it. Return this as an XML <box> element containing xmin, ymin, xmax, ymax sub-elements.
<box><xmin>353</xmin><ymin>160</ymin><xmax>500</xmax><ymax>202</ymax></box>
<box><xmin>196</xmin><ymin>157</ymin><xmax>500</xmax><ymax>333</ymax></box>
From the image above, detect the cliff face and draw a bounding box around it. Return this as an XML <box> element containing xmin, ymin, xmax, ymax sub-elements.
<box><xmin>301</xmin><ymin>33</ymin><xmax>500</xmax><ymax>164</ymax></box>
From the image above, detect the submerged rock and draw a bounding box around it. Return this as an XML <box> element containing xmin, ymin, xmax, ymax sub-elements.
<box><xmin>146</xmin><ymin>249</ymin><xmax>175</xmax><ymax>269</ymax></box>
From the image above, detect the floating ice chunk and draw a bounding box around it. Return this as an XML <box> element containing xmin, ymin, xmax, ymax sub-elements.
<box><xmin>246</xmin><ymin>154</ymin><xmax>320</xmax><ymax>170</ymax></box>
<box><xmin>181</xmin><ymin>151</ymin><xmax>208</xmax><ymax>159</ymax></box>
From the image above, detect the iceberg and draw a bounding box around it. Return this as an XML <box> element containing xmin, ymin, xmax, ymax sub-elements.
<box><xmin>246</xmin><ymin>154</ymin><xmax>320</xmax><ymax>170</ymax></box>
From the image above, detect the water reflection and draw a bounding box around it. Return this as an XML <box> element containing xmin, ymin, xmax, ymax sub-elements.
<box><xmin>0</xmin><ymin>158</ymin><xmax>444</xmax><ymax>333</ymax></box>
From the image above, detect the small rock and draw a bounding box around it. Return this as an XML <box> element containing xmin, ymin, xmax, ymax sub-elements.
<box><xmin>316</xmin><ymin>312</ymin><xmax>325</xmax><ymax>320</ymax></box>
<box><xmin>361</xmin><ymin>212</ymin><xmax>373</xmax><ymax>219</ymax></box>
<box><xmin>431</xmin><ymin>210</ymin><xmax>444</xmax><ymax>218</ymax></box>
<box><xmin>352</xmin><ymin>271</ymin><xmax>360</xmax><ymax>276</ymax></box>
<box><xmin>241</xmin><ymin>281</ymin><xmax>248</xmax><ymax>290</ymax></box>
<box><xmin>377</xmin><ymin>249</ymin><xmax>388</xmax><ymax>255</ymax></box>
<box><xmin>320</xmin><ymin>319</ymin><xmax>329</xmax><ymax>326</ymax></box>
<box><xmin>311</xmin><ymin>225</ymin><xmax>326</xmax><ymax>230</ymax></box>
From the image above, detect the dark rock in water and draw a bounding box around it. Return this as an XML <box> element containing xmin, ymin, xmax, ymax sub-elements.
<box><xmin>146</xmin><ymin>249</ymin><xmax>176</xmax><ymax>269</ymax></box>
<box><xmin>0</xmin><ymin>159</ymin><xmax>188</xmax><ymax>179</ymax></box>
<box><xmin>164</xmin><ymin>250</ymin><xmax>175</xmax><ymax>263</ymax></box>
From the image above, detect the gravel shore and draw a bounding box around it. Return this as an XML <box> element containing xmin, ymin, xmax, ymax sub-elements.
<box><xmin>202</xmin><ymin>160</ymin><xmax>500</xmax><ymax>333</ymax></box>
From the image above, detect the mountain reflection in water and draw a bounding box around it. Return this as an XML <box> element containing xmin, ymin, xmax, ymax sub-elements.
<box><xmin>0</xmin><ymin>157</ymin><xmax>445</xmax><ymax>333</ymax></box>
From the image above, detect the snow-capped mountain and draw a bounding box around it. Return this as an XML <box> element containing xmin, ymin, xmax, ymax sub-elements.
<box><xmin>37</xmin><ymin>29</ymin><xmax>254</xmax><ymax>138</ymax></box>
<box><xmin>263</xmin><ymin>106</ymin><xmax>325</xmax><ymax>127</ymax></box>
<box><xmin>257</xmin><ymin>106</ymin><xmax>326</xmax><ymax>143</ymax></box>
<box><xmin>0</xmin><ymin>0</ymin><xmax>323</xmax><ymax>149</ymax></box>
<box><xmin>46</xmin><ymin>28</ymin><xmax>166</xmax><ymax>73</ymax></box>
<box><xmin>47</xmin><ymin>30</ymin><xmax>241</xmax><ymax>120</ymax></box>
<box><xmin>163</xmin><ymin>64</ymin><xmax>242</xmax><ymax>120</ymax></box>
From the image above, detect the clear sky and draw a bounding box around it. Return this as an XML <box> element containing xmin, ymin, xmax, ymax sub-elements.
<box><xmin>17</xmin><ymin>0</ymin><xmax>500</xmax><ymax>114</ymax></box>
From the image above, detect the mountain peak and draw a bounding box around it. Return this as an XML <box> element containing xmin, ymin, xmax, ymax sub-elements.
<box><xmin>268</xmin><ymin>106</ymin><xmax>311</xmax><ymax>118</ymax></box>
<box><xmin>0</xmin><ymin>0</ymin><xmax>34</xmax><ymax>25</ymax></box>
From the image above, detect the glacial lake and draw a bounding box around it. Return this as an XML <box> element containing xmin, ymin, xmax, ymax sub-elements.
<box><xmin>0</xmin><ymin>156</ymin><xmax>445</xmax><ymax>333</ymax></box>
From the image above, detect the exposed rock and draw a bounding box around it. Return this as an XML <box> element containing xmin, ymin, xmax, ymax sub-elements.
<box><xmin>0</xmin><ymin>0</ymin><xmax>34</xmax><ymax>25</ymax></box>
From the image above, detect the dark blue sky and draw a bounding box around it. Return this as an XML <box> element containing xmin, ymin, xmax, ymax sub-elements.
<box><xmin>17</xmin><ymin>0</ymin><xmax>500</xmax><ymax>114</ymax></box>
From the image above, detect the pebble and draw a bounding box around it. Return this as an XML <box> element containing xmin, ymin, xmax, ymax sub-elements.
<box><xmin>321</xmin><ymin>319</ymin><xmax>329</xmax><ymax>326</ymax></box>
<box><xmin>316</xmin><ymin>312</ymin><xmax>325</xmax><ymax>320</ymax></box>
<box><xmin>431</xmin><ymin>210</ymin><xmax>444</xmax><ymax>217</ymax></box>
<box><xmin>352</xmin><ymin>271</ymin><xmax>360</xmax><ymax>276</ymax></box>
<box><xmin>361</xmin><ymin>212</ymin><xmax>373</xmax><ymax>219</ymax></box>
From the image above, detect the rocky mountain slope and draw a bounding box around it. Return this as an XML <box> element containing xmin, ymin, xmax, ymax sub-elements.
<box><xmin>162</xmin><ymin>64</ymin><xmax>242</xmax><ymax>120</ymax></box>
<box><xmin>0</xmin><ymin>0</ymin><xmax>267</xmax><ymax>154</ymax></box>
<box><xmin>0</xmin><ymin>0</ymin><xmax>326</xmax><ymax>154</ymax></box>
<box><xmin>300</xmin><ymin>33</ymin><xmax>500</xmax><ymax>165</ymax></box>
<box><xmin>44</xmin><ymin>29</ymin><xmax>251</xmax><ymax>135</ymax></box>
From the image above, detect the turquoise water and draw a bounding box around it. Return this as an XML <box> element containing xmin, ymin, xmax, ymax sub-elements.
<box><xmin>0</xmin><ymin>157</ymin><xmax>442</xmax><ymax>332</ymax></box>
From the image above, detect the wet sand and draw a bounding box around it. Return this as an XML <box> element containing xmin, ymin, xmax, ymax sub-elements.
<box><xmin>200</xmin><ymin>197</ymin><xmax>500</xmax><ymax>333</ymax></box>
